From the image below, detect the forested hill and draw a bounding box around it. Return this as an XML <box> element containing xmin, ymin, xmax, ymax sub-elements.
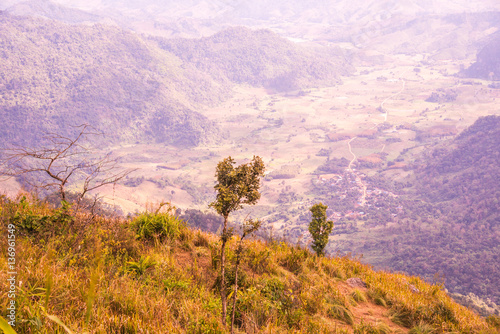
<box><xmin>462</xmin><ymin>32</ymin><xmax>500</xmax><ymax>80</ymax></box>
<box><xmin>0</xmin><ymin>13</ymin><xmax>354</xmax><ymax>147</ymax></box>
<box><xmin>152</xmin><ymin>27</ymin><xmax>354</xmax><ymax>92</ymax></box>
<box><xmin>349</xmin><ymin>116</ymin><xmax>500</xmax><ymax>307</ymax></box>
<box><xmin>395</xmin><ymin>116</ymin><xmax>500</xmax><ymax>302</ymax></box>
<box><xmin>4</xmin><ymin>0</ymin><xmax>103</xmax><ymax>24</ymax></box>
<box><xmin>0</xmin><ymin>12</ymin><xmax>225</xmax><ymax>147</ymax></box>
<box><xmin>405</xmin><ymin>115</ymin><xmax>500</xmax><ymax>302</ymax></box>
<box><xmin>416</xmin><ymin>114</ymin><xmax>500</xmax><ymax>224</ymax></box>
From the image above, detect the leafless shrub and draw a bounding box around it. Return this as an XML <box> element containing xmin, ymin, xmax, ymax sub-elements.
<box><xmin>0</xmin><ymin>124</ymin><xmax>136</xmax><ymax>208</ymax></box>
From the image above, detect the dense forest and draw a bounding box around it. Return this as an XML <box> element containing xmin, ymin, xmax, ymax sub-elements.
<box><xmin>0</xmin><ymin>12</ymin><xmax>225</xmax><ymax>147</ymax></box>
<box><xmin>0</xmin><ymin>13</ymin><xmax>354</xmax><ymax>148</ymax></box>
<box><xmin>152</xmin><ymin>27</ymin><xmax>354</xmax><ymax>92</ymax></box>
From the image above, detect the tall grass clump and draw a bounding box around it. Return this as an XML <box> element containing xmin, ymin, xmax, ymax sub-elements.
<box><xmin>130</xmin><ymin>211</ymin><xmax>186</xmax><ymax>242</ymax></box>
<box><xmin>351</xmin><ymin>289</ymin><xmax>367</xmax><ymax>303</ymax></box>
<box><xmin>328</xmin><ymin>304</ymin><xmax>354</xmax><ymax>325</ymax></box>
<box><xmin>354</xmin><ymin>320</ymin><xmax>391</xmax><ymax>334</ymax></box>
<box><xmin>409</xmin><ymin>322</ymin><xmax>436</xmax><ymax>334</ymax></box>
<box><xmin>363</xmin><ymin>271</ymin><xmax>497</xmax><ymax>333</ymax></box>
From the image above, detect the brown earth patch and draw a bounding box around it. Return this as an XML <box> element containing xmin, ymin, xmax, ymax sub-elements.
<box><xmin>339</xmin><ymin>280</ymin><xmax>408</xmax><ymax>333</ymax></box>
<box><xmin>358</xmin><ymin>153</ymin><xmax>384</xmax><ymax>165</ymax></box>
<box><xmin>352</xmin><ymin>303</ymin><xmax>409</xmax><ymax>333</ymax></box>
<box><xmin>388</xmin><ymin>162</ymin><xmax>408</xmax><ymax>169</ymax></box>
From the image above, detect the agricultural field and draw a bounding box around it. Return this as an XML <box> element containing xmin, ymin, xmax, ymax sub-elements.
<box><xmin>91</xmin><ymin>52</ymin><xmax>498</xmax><ymax>228</ymax></box>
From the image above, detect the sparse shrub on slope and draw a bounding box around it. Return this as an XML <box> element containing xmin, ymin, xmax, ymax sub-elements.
<box><xmin>9</xmin><ymin>196</ymin><xmax>73</xmax><ymax>238</ymax></box>
<box><xmin>408</xmin><ymin>322</ymin><xmax>436</xmax><ymax>334</ymax></box>
<box><xmin>351</xmin><ymin>289</ymin><xmax>368</xmax><ymax>303</ymax></box>
<box><xmin>308</xmin><ymin>202</ymin><xmax>334</xmax><ymax>256</ymax></box>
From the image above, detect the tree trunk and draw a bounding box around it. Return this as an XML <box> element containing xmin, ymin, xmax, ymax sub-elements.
<box><xmin>220</xmin><ymin>216</ymin><xmax>228</xmax><ymax>327</ymax></box>
<box><xmin>230</xmin><ymin>242</ymin><xmax>243</xmax><ymax>333</ymax></box>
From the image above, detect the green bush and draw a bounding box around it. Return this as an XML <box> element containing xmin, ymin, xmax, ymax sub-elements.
<box><xmin>285</xmin><ymin>309</ymin><xmax>305</xmax><ymax>329</ymax></box>
<box><xmin>236</xmin><ymin>287</ymin><xmax>277</xmax><ymax>329</ymax></box>
<box><xmin>248</xmin><ymin>248</ymin><xmax>273</xmax><ymax>274</ymax></box>
<box><xmin>280</xmin><ymin>246</ymin><xmax>308</xmax><ymax>274</ymax></box>
<box><xmin>262</xmin><ymin>277</ymin><xmax>285</xmax><ymax>302</ymax></box>
<box><xmin>163</xmin><ymin>277</ymin><xmax>190</xmax><ymax>293</ymax></box>
<box><xmin>131</xmin><ymin>212</ymin><xmax>186</xmax><ymax>241</ymax></box>
<box><xmin>486</xmin><ymin>315</ymin><xmax>500</xmax><ymax>329</ymax></box>
<box><xmin>212</xmin><ymin>266</ymin><xmax>248</xmax><ymax>293</ymax></box>
<box><xmin>11</xmin><ymin>197</ymin><xmax>73</xmax><ymax>237</ymax></box>
<box><xmin>188</xmin><ymin>318</ymin><xmax>223</xmax><ymax>334</ymax></box>
<box><xmin>125</xmin><ymin>256</ymin><xmax>156</xmax><ymax>276</ymax></box>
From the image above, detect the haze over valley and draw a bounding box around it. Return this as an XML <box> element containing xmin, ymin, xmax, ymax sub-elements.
<box><xmin>1</xmin><ymin>0</ymin><xmax>500</xmax><ymax>317</ymax></box>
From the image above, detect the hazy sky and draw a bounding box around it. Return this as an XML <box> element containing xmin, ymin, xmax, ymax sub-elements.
<box><xmin>2</xmin><ymin>0</ymin><xmax>500</xmax><ymax>15</ymax></box>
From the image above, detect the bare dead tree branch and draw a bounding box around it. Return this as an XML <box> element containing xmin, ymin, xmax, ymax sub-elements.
<box><xmin>0</xmin><ymin>124</ymin><xmax>137</xmax><ymax>205</ymax></box>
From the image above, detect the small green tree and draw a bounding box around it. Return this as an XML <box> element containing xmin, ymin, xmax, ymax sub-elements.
<box><xmin>210</xmin><ymin>156</ymin><xmax>265</xmax><ymax>328</ymax></box>
<box><xmin>308</xmin><ymin>203</ymin><xmax>334</xmax><ymax>256</ymax></box>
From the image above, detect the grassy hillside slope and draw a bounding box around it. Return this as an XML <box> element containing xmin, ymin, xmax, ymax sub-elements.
<box><xmin>0</xmin><ymin>196</ymin><xmax>498</xmax><ymax>333</ymax></box>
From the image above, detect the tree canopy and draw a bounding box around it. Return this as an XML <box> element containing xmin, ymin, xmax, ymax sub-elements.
<box><xmin>309</xmin><ymin>203</ymin><xmax>334</xmax><ymax>256</ymax></box>
<box><xmin>210</xmin><ymin>155</ymin><xmax>265</xmax><ymax>220</ymax></box>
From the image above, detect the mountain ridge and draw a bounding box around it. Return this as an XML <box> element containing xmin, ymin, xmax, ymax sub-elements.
<box><xmin>462</xmin><ymin>31</ymin><xmax>500</xmax><ymax>80</ymax></box>
<box><xmin>152</xmin><ymin>26</ymin><xmax>353</xmax><ymax>92</ymax></box>
<box><xmin>0</xmin><ymin>12</ymin><xmax>225</xmax><ymax>147</ymax></box>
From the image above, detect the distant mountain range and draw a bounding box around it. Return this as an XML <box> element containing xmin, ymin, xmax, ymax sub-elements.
<box><xmin>5</xmin><ymin>0</ymin><xmax>500</xmax><ymax>24</ymax></box>
<box><xmin>3</xmin><ymin>0</ymin><xmax>102</xmax><ymax>24</ymax></box>
<box><xmin>0</xmin><ymin>12</ymin><xmax>350</xmax><ymax>147</ymax></box>
<box><xmin>0</xmin><ymin>12</ymin><xmax>225</xmax><ymax>146</ymax></box>
<box><xmin>3</xmin><ymin>0</ymin><xmax>500</xmax><ymax>59</ymax></box>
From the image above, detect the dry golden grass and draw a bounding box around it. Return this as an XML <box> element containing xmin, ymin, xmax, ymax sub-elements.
<box><xmin>0</xmin><ymin>195</ymin><xmax>498</xmax><ymax>333</ymax></box>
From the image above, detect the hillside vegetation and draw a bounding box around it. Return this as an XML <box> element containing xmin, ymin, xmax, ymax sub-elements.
<box><xmin>0</xmin><ymin>12</ymin><xmax>225</xmax><ymax>147</ymax></box>
<box><xmin>338</xmin><ymin>116</ymin><xmax>500</xmax><ymax>307</ymax></box>
<box><xmin>1</xmin><ymin>196</ymin><xmax>499</xmax><ymax>333</ymax></box>
<box><xmin>0</xmin><ymin>13</ymin><xmax>353</xmax><ymax>148</ymax></box>
<box><xmin>462</xmin><ymin>31</ymin><xmax>500</xmax><ymax>80</ymax></box>
<box><xmin>152</xmin><ymin>27</ymin><xmax>353</xmax><ymax>92</ymax></box>
<box><xmin>0</xmin><ymin>12</ymin><xmax>229</xmax><ymax>147</ymax></box>
<box><xmin>4</xmin><ymin>0</ymin><xmax>103</xmax><ymax>24</ymax></box>
<box><xmin>6</xmin><ymin>0</ymin><xmax>500</xmax><ymax>62</ymax></box>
